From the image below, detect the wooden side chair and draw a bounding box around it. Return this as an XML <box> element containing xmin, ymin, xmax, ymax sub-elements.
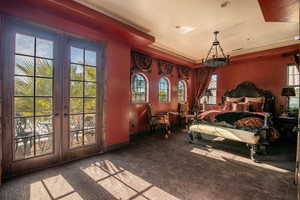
<box><xmin>146</xmin><ymin>104</ymin><xmax>171</xmax><ymax>139</ymax></box>
<box><xmin>178</xmin><ymin>102</ymin><xmax>196</xmax><ymax>129</ymax></box>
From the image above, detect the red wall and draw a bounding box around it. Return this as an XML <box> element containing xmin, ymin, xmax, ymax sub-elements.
<box><xmin>0</xmin><ymin>2</ymin><xmax>131</xmax><ymax>147</ymax></box>
<box><xmin>213</xmin><ymin>54</ymin><xmax>295</xmax><ymax>114</ymax></box>
<box><xmin>129</xmin><ymin>59</ymin><xmax>192</xmax><ymax>133</ymax></box>
<box><xmin>104</xmin><ymin>40</ymin><xmax>131</xmax><ymax>146</ymax></box>
<box><xmin>0</xmin><ymin>1</ymin><xmax>296</xmax><ymax>146</ymax></box>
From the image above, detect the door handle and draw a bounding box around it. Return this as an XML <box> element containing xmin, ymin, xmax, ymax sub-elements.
<box><xmin>64</xmin><ymin>113</ymin><xmax>68</xmax><ymax>117</ymax></box>
<box><xmin>54</xmin><ymin>113</ymin><xmax>59</xmax><ymax>116</ymax></box>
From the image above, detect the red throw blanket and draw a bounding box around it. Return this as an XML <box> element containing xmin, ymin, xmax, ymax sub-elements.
<box><xmin>199</xmin><ymin>110</ymin><xmax>267</xmax><ymax>122</ymax></box>
<box><xmin>199</xmin><ymin>110</ymin><xmax>225</xmax><ymax>122</ymax></box>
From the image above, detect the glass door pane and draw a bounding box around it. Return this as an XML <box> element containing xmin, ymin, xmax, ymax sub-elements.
<box><xmin>69</xmin><ymin>47</ymin><xmax>97</xmax><ymax>148</ymax></box>
<box><xmin>14</xmin><ymin>33</ymin><xmax>54</xmax><ymax>160</ymax></box>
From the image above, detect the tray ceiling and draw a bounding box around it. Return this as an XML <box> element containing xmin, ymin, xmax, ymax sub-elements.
<box><xmin>73</xmin><ymin>0</ymin><xmax>299</xmax><ymax>63</ymax></box>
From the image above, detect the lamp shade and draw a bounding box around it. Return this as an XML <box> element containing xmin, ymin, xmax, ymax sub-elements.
<box><xmin>281</xmin><ymin>87</ymin><xmax>296</xmax><ymax>97</ymax></box>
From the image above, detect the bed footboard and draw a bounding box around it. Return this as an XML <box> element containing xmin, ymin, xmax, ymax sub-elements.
<box><xmin>188</xmin><ymin>123</ymin><xmax>267</xmax><ymax>162</ymax></box>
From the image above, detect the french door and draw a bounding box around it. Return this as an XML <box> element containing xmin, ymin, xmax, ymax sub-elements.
<box><xmin>1</xmin><ymin>20</ymin><xmax>104</xmax><ymax>177</ymax></box>
<box><xmin>61</xmin><ymin>41</ymin><xmax>104</xmax><ymax>161</ymax></box>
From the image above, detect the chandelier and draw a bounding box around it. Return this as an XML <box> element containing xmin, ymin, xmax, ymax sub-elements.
<box><xmin>202</xmin><ymin>31</ymin><xmax>230</xmax><ymax>67</ymax></box>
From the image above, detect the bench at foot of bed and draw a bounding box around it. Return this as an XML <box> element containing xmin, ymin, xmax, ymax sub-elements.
<box><xmin>188</xmin><ymin>124</ymin><xmax>267</xmax><ymax>162</ymax></box>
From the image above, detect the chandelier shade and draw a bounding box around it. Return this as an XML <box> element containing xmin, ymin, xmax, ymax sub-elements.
<box><xmin>202</xmin><ymin>31</ymin><xmax>230</xmax><ymax>67</ymax></box>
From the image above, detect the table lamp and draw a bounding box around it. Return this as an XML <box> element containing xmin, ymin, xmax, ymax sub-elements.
<box><xmin>281</xmin><ymin>87</ymin><xmax>296</xmax><ymax>114</ymax></box>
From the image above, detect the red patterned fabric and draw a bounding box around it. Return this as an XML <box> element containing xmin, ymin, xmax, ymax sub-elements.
<box><xmin>223</xmin><ymin>101</ymin><xmax>233</xmax><ymax>111</ymax></box>
<box><xmin>234</xmin><ymin>117</ymin><xmax>264</xmax><ymax>128</ymax></box>
<box><xmin>248</xmin><ymin>101</ymin><xmax>263</xmax><ymax>112</ymax></box>
<box><xmin>243</xmin><ymin>103</ymin><xmax>250</xmax><ymax>112</ymax></box>
<box><xmin>199</xmin><ymin>110</ymin><xmax>268</xmax><ymax>123</ymax></box>
<box><xmin>269</xmin><ymin>127</ymin><xmax>280</xmax><ymax>141</ymax></box>
<box><xmin>199</xmin><ymin>110</ymin><xmax>225</xmax><ymax>122</ymax></box>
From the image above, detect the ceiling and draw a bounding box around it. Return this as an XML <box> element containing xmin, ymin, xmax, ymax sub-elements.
<box><xmin>73</xmin><ymin>0</ymin><xmax>299</xmax><ymax>63</ymax></box>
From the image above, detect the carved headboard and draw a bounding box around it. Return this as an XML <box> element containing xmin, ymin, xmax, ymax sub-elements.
<box><xmin>222</xmin><ymin>82</ymin><xmax>275</xmax><ymax>114</ymax></box>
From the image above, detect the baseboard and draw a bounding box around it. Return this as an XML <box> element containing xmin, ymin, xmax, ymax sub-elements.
<box><xmin>104</xmin><ymin>141</ymin><xmax>130</xmax><ymax>152</ymax></box>
<box><xmin>130</xmin><ymin>125</ymin><xmax>183</xmax><ymax>139</ymax></box>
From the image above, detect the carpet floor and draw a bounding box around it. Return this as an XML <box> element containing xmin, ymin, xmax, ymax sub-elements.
<box><xmin>0</xmin><ymin>130</ymin><xmax>297</xmax><ymax>200</ymax></box>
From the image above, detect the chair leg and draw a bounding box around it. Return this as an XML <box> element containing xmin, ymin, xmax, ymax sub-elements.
<box><xmin>250</xmin><ymin>144</ymin><xmax>259</xmax><ymax>162</ymax></box>
<box><xmin>185</xmin><ymin>118</ymin><xmax>189</xmax><ymax>130</ymax></box>
<box><xmin>163</xmin><ymin>124</ymin><xmax>167</xmax><ymax>139</ymax></box>
<box><xmin>167</xmin><ymin>125</ymin><xmax>171</xmax><ymax>135</ymax></box>
<box><xmin>150</xmin><ymin>124</ymin><xmax>157</xmax><ymax>134</ymax></box>
<box><xmin>150</xmin><ymin>124</ymin><xmax>154</xmax><ymax>133</ymax></box>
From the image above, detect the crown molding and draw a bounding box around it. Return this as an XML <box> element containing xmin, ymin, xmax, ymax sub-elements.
<box><xmin>0</xmin><ymin>0</ymin><xmax>155</xmax><ymax>47</ymax></box>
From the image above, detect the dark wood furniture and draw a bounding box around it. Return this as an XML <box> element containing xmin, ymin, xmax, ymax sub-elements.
<box><xmin>146</xmin><ymin>104</ymin><xmax>171</xmax><ymax>139</ymax></box>
<box><xmin>190</xmin><ymin>82</ymin><xmax>276</xmax><ymax>161</ymax></box>
<box><xmin>273</xmin><ymin>116</ymin><xmax>298</xmax><ymax>141</ymax></box>
<box><xmin>222</xmin><ymin>81</ymin><xmax>276</xmax><ymax>114</ymax></box>
<box><xmin>178</xmin><ymin>103</ymin><xmax>196</xmax><ymax>129</ymax></box>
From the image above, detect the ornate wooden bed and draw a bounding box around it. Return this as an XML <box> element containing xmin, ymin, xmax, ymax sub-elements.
<box><xmin>222</xmin><ymin>82</ymin><xmax>275</xmax><ymax>113</ymax></box>
<box><xmin>188</xmin><ymin>82</ymin><xmax>276</xmax><ymax>162</ymax></box>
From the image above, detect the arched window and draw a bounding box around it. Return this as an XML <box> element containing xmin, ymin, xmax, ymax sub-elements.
<box><xmin>131</xmin><ymin>74</ymin><xmax>148</xmax><ymax>103</ymax></box>
<box><xmin>178</xmin><ymin>80</ymin><xmax>186</xmax><ymax>102</ymax></box>
<box><xmin>159</xmin><ymin>77</ymin><xmax>170</xmax><ymax>102</ymax></box>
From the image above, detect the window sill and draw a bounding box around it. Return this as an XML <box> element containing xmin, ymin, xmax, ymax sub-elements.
<box><xmin>159</xmin><ymin>102</ymin><xmax>171</xmax><ymax>104</ymax></box>
<box><xmin>132</xmin><ymin>102</ymin><xmax>148</xmax><ymax>105</ymax></box>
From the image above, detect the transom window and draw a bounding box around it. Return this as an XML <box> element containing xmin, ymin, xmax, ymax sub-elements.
<box><xmin>178</xmin><ymin>80</ymin><xmax>186</xmax><ymax>102</ymax></box>
<box><xmin>159</xmin><ymin>77</ymin><xmax>170</xmax><ymax>102</ymax></box>
<box><xmin>287</xmin><ymin>64</ymin><xmax>299</xmax><ymax>109</ymax></box>
<box><xmin>207</xmin><ymin>74</ymin><xmax>218</xmax><ymax>105</ymax></box>
<box><xmin>131</xmin><ymin>74</ymin><xmax>147</xmax><ymax>103</ymax></box>
<box><xmin>14</xmin><ymin>33</ymin><xmax>54</xmax><ymax>160</ymax></box>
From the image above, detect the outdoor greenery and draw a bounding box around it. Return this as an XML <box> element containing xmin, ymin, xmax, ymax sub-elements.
<box><xmin>15</xmin><ymin>57</ymin><xmax>53</xmax><ymax>117</ymax></box>
<box><xmin>13</xmin><ymin>34</ymin><xmax>98</xmax><ymax>157</ymax></box>
<box><xmin>159</xmin><ymin>78</ymin><xmax>169</xmax><ymax>102</ymax></box>
<box><xmin>15</xmin><ymin>58</ymin><xmax>97</xmax><ymax>117</ymax></box>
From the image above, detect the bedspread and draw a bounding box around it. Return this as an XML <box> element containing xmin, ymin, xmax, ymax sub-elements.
<box><xmin>197</xmin><ymin>110</ymin><xmax>279</xmax><ymax>141</ymax></box>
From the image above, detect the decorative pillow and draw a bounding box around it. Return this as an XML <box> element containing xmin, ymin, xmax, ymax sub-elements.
<box><xmin>245</xmin><ymin>97</ymin><xmax>265</xmax><ymax>109</ymax></box>
<box><xmin>248</xmin><ymin>101</ymin><xmax>263</xmax><ymax>112</ymax></box>
<box><xmin>222</xmin><ymin>101</ymin><xmax>233</xmax><ymax>111</ymax></box>
<box><xmin>234</xmin><ymin>117</ymin><xmax>264</xmax><ymax>128</ymax></box>
<box><xmin>226</xmin><ymin>97</ymin><xmax>244</xmax><ymax>103</ymax></box>
<box><xmin>232</xmin><ymin>102</ymin><xmax>249</xmax><ymax>112</ymax></box>
<box><xmin>245</xmin><ymin>96</ymin><xmax>265</xmax><ymax>103</ymax></box>
<box><xmin>241</xmin><ymin>103</ymin><xmax>250</xmax><ymax>112</ymax></box>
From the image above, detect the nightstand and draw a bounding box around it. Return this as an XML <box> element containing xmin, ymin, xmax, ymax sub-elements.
<box><xmin>273</xmin><ymin>116</ymin><xmax>298</xmax><ymax>141</ymax></box>
<box><xmin>178</xmin><ymin>113</ymin><xmax>197</xmax><ymax>130</ymax></box>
